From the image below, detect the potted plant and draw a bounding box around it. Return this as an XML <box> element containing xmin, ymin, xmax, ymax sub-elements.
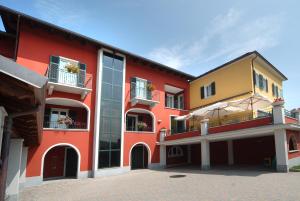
<box><xmin>272</xmin><ymin>97</ymin><xmax>285</xmax><ymax>107</ymax></box>
<box><xmin>137</xmin><ymin>122</ymin><xmax>147</xmax><ymax>131</ymax></box>
<box><xmin>57</xmin><ymin>116</ymin><xmax>73</xmax><ymax>126</ymax></box>
<box><xmin>65</xmin><ymin>63</ymin><xmax>80</xmax><ymax>74</ymax></box>
<box><xmin>147</xmin><ymin>83</ymin><xmax>156</xmax><ymax>91</ymax></box>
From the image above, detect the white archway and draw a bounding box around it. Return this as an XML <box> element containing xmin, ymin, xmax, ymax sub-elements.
<box><xmin>41</xmin><ymin>143</ymin><xmax>81</xmax><ymax>179</ymax></box>
<box><xmin>46</xmin><ymin>97</ymin><xmax>91</xmax><ymax>130</ymax></box>
<box><xmin>129</xmin><ymin>142</ymin><xmax>151</xmax><ymax>168</ymax></box>
<box><xmin>125</xmin><ymin>108</ymin><xmax>156</xmax><ymax>133</ymax></box>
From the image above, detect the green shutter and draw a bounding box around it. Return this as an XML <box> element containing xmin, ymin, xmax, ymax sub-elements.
<box><xmin>77</xmin><ymin>63</ymin><xmax>86</xmax><ymax>88</ymax></box>
<box><xmin>272</xmin><ymin>83</ymin><xmax>275</xmax><ymax>96</ymax></box>
<box><xmin>265</xmin><ymin>79</ymin><xmax>268</xmax><ymax>92</ymax></box>
<box><xmin>259</xmin><ymin>74</ymin><xmax>263</xmax><ymax>89</ymax></box>
<box><xmin>49</xmin><ymin>56</ymin><xmax>60</xmax><ymax>83</ymax></box>
<box><xmin>211</xmin><ymin>82</ymin><xmax>216</xmax><ymax>95</ymax></box>
<box><xmin>130</xmin><ymin>77</ymin><xmax>137</xmax><ymax>99</ymax></box>
<box><xmin>253</xmin><ymin>70</ymin><xmax>256</xmax><ymax>86</ymax></box>
<box><xmin>200</xmin><ymin>86</ymin><xmax>204</xmax><ymax>99</ymax></box>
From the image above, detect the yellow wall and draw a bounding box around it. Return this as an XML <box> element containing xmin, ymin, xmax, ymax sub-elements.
<box><xmin>253</xmin><ymin>60</ymin><xmax>283</xmax><ymax>101</ymax></box>
<box><xmin>189</xmin><ymin>57</ymin><xmax>254</xmax><ymax>109</ymax></box>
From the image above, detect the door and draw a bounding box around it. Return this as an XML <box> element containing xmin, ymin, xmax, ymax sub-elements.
<box><xmin>131</xmin><ymin>145</ymin><xmax>148</xmax><ymax>169</ymax></box>
<box><xmin>65</xmin><ymin>148</ymin><xmax>78</xmax><ymax>178</ymax></box>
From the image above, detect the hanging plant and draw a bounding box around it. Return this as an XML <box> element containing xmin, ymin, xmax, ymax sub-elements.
<box><xmin>65</xmin><ymin>63</ymin><xmax>80</xmax><ymax>74</ymax></box>
<box><xmin>147</xmin><ymin>83</ymin><xmax>156</xmax><ymax>91</ymax></box>
<box><xmin>57</xmin><ymin>116</ymin><xmax>73</xmax><ymax>125</ymax></box>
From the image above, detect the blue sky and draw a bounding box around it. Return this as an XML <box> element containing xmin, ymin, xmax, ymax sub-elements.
<box><xmin>1</xmin><ymin>0</ymin><xmax>299</xmax><ymax>109</ymax></box>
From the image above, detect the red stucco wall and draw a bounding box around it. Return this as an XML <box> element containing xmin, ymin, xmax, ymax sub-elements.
<box><xmin>16</xmin><ymin>23</ymin><xmax>97</xmax><ymax>177</ymax></box>
<box><xmin>123</xmin><ymin>58</ymin><xmax>190</xmax><ymax>166</ymax></box>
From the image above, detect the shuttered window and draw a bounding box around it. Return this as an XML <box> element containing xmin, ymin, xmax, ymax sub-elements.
<box><xmin>200</xmin><ymin>82</ymin><xmax>216</xmax><ymax>99</ymax></box>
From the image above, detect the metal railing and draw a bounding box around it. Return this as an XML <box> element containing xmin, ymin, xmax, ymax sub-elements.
<box><xmin>169</xmin><ymin>128</ymin><xmax>189</xmax><ymax>135</ymax></box>
<box><xmin>285</xmin><ymin>109</ymin><xmax>296</xmax><ymax>119</ymax></box>
<box><xmin>47</xmin><ymin>65</ymin><xmax>92</xmax><ymax>89</ymax></box>
<box><xmin>208</xmin><ymin>109</ymin><xmax>273</xmax><ymax>128</ymax></box>
<box><xmin>43</xmin><ymin>121</ymin><xmax>87</xmax><ymax>129</ymax></box>
<box><xmin>130</xmin><ymin>82</ymin><xmax>160</xmax><ymax>102</ymax></box>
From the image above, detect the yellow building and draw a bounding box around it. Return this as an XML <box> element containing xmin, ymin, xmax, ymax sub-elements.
<box><xmin>189</xmin><ymin>51</ymin><xmax>287</xmax><ymax>128</ymax></box>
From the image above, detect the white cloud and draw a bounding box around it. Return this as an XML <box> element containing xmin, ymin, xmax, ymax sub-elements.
<box><xmin>147</xmin><ymin>8</ymin><xmax>283</xmax><ymax>70</ymax></box>
<box><xmin>33</xmin><ymin>0</ymin><xmax>88</xmax><ymax>28</ymax></box>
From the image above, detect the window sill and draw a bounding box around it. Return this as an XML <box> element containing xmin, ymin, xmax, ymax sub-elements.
<box><xmin>165</xmin><ymin>107</ymin><xmax>188</xmax><ymax>111</ymax></box>
<box><xmin>43</xmin><ymin>128</ymin><xmax>89</xmax><ymax>132</ymax></box>
<box><xmin>289</xmin><ymin>150</ymin><xmax>299</xmax><ymax>153</ymax></box>
<box><xmin>125</xmin><ymin>131</ymin><xmax>155</xmax><ymax>134</ymax></box>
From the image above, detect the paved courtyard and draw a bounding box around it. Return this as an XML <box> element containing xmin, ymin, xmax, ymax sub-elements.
<box><xmin>20</xmin><ymin>167</ymin><xmax>300</xmax><ymax>201</ymax></box>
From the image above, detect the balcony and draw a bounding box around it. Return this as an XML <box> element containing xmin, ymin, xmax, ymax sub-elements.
<box><xmin>46</xmin><ymin>65</ymin><xmax>92</xmax><ymax>100</ymax></box>
<box><xmin>130</xmin><ymin>82</ymin><xmax>159</xmax><ymax>107</ymax></box>
<box><xmin>125</xmin><ymin>109</ymin><xmax>154</xmax><ymax>133</ymax></box>
<box><xmin>43</xmin><ymin>98</ymin><xmax>89</xmax><ymax>131</ymax></box>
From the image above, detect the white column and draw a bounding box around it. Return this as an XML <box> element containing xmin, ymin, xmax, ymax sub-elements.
<box><xmin>19</xmin><ymin>146</ymin><xmax>28</xmax><ymax>190</ymax></box>
<box><xmin>6</xmin><ymin>138</ymin><xmax>24</xmax><ymax>201</ymax></box>
<box><xmin>227</xmin><ymin>140</ymin><xmax>234</xmax><ymax>165</ymax></box>
<box><xmin>272</xmin><ymin>100</ymin><xmax>285</xmax><ymax>124</ymax></box>
<box><xmin>274</xmin><ymin>129</ymin><xmax>288</xmax><ymax>172</ymax></box>
<box><xmin>201</xmin><ymin>140</ymin><xmax>210</xmax><ymax>170</ymax></box>
<box><xmin>200</xmin><ymin>119</ymin><xmax>209</xmax><ymax>136</ymax></box>
<box><xmin>159</xmin><ymin>128</ymin><xmax>167</xmax><ymax>167</ymax></box>
<box><xmin>160</xmin><ymin>145</ymin><xmax>167</xmax><ymax>168</ymax></box>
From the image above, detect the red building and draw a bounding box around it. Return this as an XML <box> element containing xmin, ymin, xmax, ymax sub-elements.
<box><xmin>1</xmin><ymin>5</ymin><xmax>300</xmax><ymax>201</ymax></box>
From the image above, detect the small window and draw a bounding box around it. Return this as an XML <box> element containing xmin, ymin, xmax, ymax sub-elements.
<box><xmin>168</xmin><ymin>146</ymin><xmax>184</xmax><ymax>158</ymax></box>
<box><xmin>201</xmin><ymin>82</ymin><xmax>216</xmax><ymax>99</ymax></box>
<box><xmin>289</xmin><ymin>136</ymin><xmax>298</xmax><ymax>152</ymax></box>
<box><xmin>166</xmin><ymin>94</ymin><xmax>174</xmax><ymax>108</ymax></box>
<box><xmin>259</xmin><ymin>74</ymin><xmax>264</xmax><ymax>89</ymax></box>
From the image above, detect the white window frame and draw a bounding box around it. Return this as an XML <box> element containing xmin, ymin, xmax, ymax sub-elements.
<box><xmin>169</xmin><ymin>115</ymin><xmax>187</xmax><ymax>134</ymax></box>
<box><xmin>177</xmin><ymin>94</ymin><xmax>184</xmax><ymax>109</ymax></box>
<box><xmin>126</xmin><ymin>114</ymin><xmax>138</xmax><ymax>131</ymax></box>
<box><xmin>168</xmin><ymin>146</ymin><xmax>184</xmax><ymax>158</ymax></box>
<box><xmin>204</xmin><ymin>84</ymin><xmax>213</xmax><ymax>99</ymax></box>
<box><xmin>166</xmin><ymin>94</ymin><xmax>174</xmax><ymax>108</ymax></box>
<box><xmin>135</xmin><ymin>77</ymin><xmax>148</xmax><ymax>99</ymax></box>
<box><xmin>50</xmin><ymin>108</ymin><xmax>69</xmax><ymax>128</ymax></box>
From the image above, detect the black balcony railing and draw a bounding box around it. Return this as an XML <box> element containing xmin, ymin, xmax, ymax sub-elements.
<box><xmin>43</xmin><ymin>121</ymin><xmax>87</xmax><ymax>129</ymax></box>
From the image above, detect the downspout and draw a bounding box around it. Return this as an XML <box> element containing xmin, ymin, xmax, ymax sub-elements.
<box><xmin>251</xmin><ymin>54</ymin><xmax>258</xmax><ymax>94</ymax></box>
<box><xmin>0</xmin><ymin>105</ymin><xmax>40</xmax><ymax>201</ymax></box>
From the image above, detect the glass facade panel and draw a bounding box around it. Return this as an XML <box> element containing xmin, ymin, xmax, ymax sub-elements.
<box><xmin>98</xmin><ymin>51</ymin><xmax>124</xmax><ymax>169</ymax></box>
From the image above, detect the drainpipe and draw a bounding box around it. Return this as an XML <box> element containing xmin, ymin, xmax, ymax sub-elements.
<box><xmin>251</xmin><ymin>54</ymin><xmax>258</xmax><ymax>94</ymax></box>
<box><xmin>0</xmin><ymin>105</ymin><xmax>40</xmax><ymax>201</ymax></box>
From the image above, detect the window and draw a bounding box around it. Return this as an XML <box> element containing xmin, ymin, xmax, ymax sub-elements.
<box><xmin>99</xmin><ymin>51</ymin><xmax>124</xmax><ymax>169</ymax></box>
<box><xmin>289</xmin><ymin>136</ymin><xmax>298</xmax><ymax>152</ymax></box>
<box><xmin>255</xmin><ymin>72</ymin><xmax>268</xmax><ymax>92</ymax></box>
<box><xmin>168</xmin><ymin>146</ymin><xmax>184</xmax><ymax>158</ymax></box>
<box><xmin>177</xmin><ymin>94</ymin><xmax>184</xmax><ymax>109</ymax></box>
<box><xmin>135</xmin><ymin>78</ymin><xmax>147</xmax><ymax>99</ymax></box>
<box><xmin>200</xmin><ymin>82</ymin><xmax>215</xmax><ymax>99</ymax></box>
<box><xmin>272</xmin><ymin>83</ymin><xmax>282</xmax><ymax>98</ymax></box>
<box><xmin>126</xmin><ymin>115</ymin><xmax>138</xmax><ymax>131</ymax></box>
<box><xmin>166</xmin><ymin>94</ymin><xmax>174</xmax><ymax>108</ymax></box>
<box><xmin>170</xmin><ymin>116</ymin><xmax>186</xmax><ymax>134</ymax></box>
<box><xmin>49</xmin><ymin>56</ymin><xmax>86</xmax><ymax>87</ymax></box>
<box><xmin>49</xmin><ymin>108</ymin><xmax>69</xmax><ymax>129</ymax></box>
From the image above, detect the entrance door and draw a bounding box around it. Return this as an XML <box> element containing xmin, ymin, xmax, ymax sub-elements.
<box><xmin>65</xmin><ymin>148</ymin><xmax>78</xmax><ymax>178</ymax></box>
<box><xmin>131</xmin><ymin>145</ymin><xmax>148</xmax><ymax>169</ymax></box>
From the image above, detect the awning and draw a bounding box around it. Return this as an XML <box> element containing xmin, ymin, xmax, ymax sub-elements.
<box><xmin>0</xmin><ymin>55</ymin><xmax>48</xmax><ymax>145</ymax></box>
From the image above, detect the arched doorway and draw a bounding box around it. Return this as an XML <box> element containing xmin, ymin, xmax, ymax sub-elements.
<box><xmin>131</xmin><ymin>144</ymin><xmax>149</xmax><ymax>170</ymax></box>
<box><xmin>43</xmin><ymin>145</ymin><xmax>79</xmax><ymax>180</ymax></box>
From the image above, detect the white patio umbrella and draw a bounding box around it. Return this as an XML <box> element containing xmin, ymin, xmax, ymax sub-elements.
<box><xmin>228</xmin><ymin>94</ymin><xmax>272</xmax><ymax>111</ymax></box>
<box><xmin>189</xmin><ymin>102</ymin><xmax>244</xmax><ymax>123</ymax></box>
